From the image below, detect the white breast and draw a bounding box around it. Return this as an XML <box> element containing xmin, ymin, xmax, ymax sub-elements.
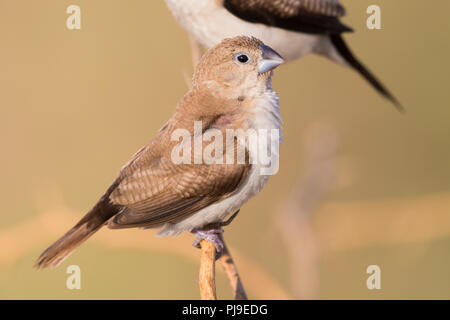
<box><xmin>165</xmin><ymin>0</ymin><xmax>322</xmax><ymax>62</ymax></box>
<box><xmin>158</xmin><ymin>87</ymin><xmax>281</xmax><ymax>236</ymax></box>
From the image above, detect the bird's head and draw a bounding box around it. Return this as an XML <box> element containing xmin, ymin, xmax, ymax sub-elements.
<box><xmin>193</xmin><ymin>36</ymin><xmax>284</xmax><ymax>99</ymax></box>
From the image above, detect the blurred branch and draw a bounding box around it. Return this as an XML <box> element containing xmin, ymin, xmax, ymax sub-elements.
<box><xmin>7</xmin><ymin>184</ymin><xmax>450</xmax><ymax>298</ymax></box>
<box><xmin>199</xmin><ymin>240</ymin><xmax>217</xmax><ymax>300</ymax></box>
<box><xmin>218</xmin><ymin>234</ymin><xmax>248</xmax><ymax>300</ymax></box>
<box><xmin>277</xmin><ymin>122</ymin><xmax>340</xmax><ymax>299</ymax></box>
<box><xmin>0</xmin><ymin>203</ymin><xmax>289</xmax><ymax>298</ymax></box>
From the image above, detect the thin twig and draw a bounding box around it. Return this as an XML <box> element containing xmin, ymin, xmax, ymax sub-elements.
<box><xmin>277</xmin><ymin>122</ymin><xmax>339</xmax><ymax>299</ymax></box>
<box><xmin>198</xmin><ymin>211</ymin><xmax>248</xmax><ymax>300</ymax></box>
<box><xmin>218</xmin><ymin>234</ymin><xmax>248</xmax><ymax>300</ymax></box>
<box><xmin>199</xmin><ymin>239</ymin><xmax>217</xmax><ymax>300</ymax></box>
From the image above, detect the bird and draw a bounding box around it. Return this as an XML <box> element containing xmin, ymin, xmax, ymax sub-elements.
<box><xmin>165</xmin><ymin>0</ymin><xmax>402</xmax><ymax>110</ymax></box>
<box><xmin>36</xmin><ymin>36</ymin><xmax>285</xmax><ymax>269</ymax></box>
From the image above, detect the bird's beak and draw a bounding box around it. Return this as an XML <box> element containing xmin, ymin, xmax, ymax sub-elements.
<box><xmin>258</xmin><ymin>44</ymin><xmax>284</xmax><ymax>74</ymax></box>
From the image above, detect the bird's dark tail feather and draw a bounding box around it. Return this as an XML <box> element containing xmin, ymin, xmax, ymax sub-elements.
<box><xmin>35</xmin><ymin>218</ymin><xmax>103</xmax><ymax>269</ymax></box>
<box><xmin>35</xmin><ymin>189</ymin><xmax>121</xmax><ymax>269</ymax></box>
<box><xmin>330</xmin><ymin>34</ymin><xmax>403</xmax><ymax>112</ymax></box>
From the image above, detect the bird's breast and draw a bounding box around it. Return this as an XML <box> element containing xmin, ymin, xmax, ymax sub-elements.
<box><xmin>157</xmin><ymin>88</ymin><xmax>282</xmax><ymax>236</ymax></box>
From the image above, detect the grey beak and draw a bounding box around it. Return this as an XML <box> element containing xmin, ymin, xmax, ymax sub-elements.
<box><xmin>258</xmin><ymin>44</ymin><xmax>284</xmax><ymax>74</ymax></box>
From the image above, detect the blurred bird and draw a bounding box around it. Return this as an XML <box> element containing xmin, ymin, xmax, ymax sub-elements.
<box><xmin>165</xmin><ymin>0</ymin><xmax>402</xmax><ymax>110</ymax></box>
<box><xmin>36</xmin><ymin>36</ymin><xmax>284</xmax><ymax>269</ymax></box>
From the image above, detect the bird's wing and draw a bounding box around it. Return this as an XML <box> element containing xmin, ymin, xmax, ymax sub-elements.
<box><xmin>223</xmin><ymin>0</ymin><xmax>353</xmax><ymax>34</ymax></box>
<box><xmin>107</xmin><ymin>136</ymin><xmax>251</xmax><ymax>229</ymax></box>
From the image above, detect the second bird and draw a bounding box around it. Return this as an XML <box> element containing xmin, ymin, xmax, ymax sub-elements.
<box><xmin>166</xmin><ymin>0</ymin><xmax>401</xmax><ymax>110</ymax></box>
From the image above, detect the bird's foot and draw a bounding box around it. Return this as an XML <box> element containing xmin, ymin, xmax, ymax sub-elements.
<box><xmin>191</xmin><ymin>210</ymin><xmax>241</xmax><ymax>254</ymax></box>
<box><xmin>192</xmin><ymin>228</ymin><xmax>225</xmax><ymax>253</ymax></box>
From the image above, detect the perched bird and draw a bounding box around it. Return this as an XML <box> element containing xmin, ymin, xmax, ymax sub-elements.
<box><xmin>165</xmin><ymin>0</ymin><xmax>402</xmax><ymax>110</ymax></box>
<box><xmin>36</xmin><ymin>36</ymin><xmax>284</xmax><ymax>269</ymax></box>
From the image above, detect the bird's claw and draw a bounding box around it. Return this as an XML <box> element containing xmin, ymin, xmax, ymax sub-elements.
<box><xmin>191</xmin><ymin>210</ymin><xmax>240</xmax><ymax>255</ymax></box>
<box><xmin>192</xmin><ymin>228</ymin><xmax>225</xmax><ymax>253</ymax></box>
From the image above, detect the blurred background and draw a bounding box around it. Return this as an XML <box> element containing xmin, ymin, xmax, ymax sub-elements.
<box><xmin>1</xmin><ymin>0</ymin><xmax>450</xmax><ymax>299</ymax></box>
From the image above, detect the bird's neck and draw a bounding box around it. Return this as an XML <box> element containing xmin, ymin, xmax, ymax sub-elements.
<box><xmin>194</xmin><ymin>76</ymin><xmax>272</xmax><ymax>101</ymax></box>
<box><xmin>175</xmin><ymin>79</ymin><xmax>281</xmax><ymax>132</ymax></box>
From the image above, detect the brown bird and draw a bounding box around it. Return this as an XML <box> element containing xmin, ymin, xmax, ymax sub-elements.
<box><xmin>36</xmin><ymin>36</ymin><xmax>284</xmax><ymax>269</ymax></box>
<box><xmin>166</xmin><ymin>0</ymin><xmax>402</xmax><ymax>110</ymax></box>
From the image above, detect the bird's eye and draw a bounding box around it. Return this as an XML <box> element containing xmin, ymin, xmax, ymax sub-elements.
<box><xmin>234</xmin><ymin>53</ymin><xmax>251</xmax><ymax>64</ymax></box>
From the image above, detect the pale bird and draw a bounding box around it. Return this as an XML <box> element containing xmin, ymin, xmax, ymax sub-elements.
<box><xmin>166</xmin><ymin>0</ymin><xmax>402</xmax><ymax>110</ymax></box>
<box><xmin>36</xmin><ymin>36</ymin><xmax>284</xmax><ymax>268</ymax></box>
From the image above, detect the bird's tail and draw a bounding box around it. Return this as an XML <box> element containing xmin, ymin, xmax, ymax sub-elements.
<box><xmin>329</xmin><ymin>34</ymin><xmax>403</xmax><ymax>112</ymax></box>
<box><xmin>36</xmin><ymin>191</ymin><xmax>120</xmax><ymax>269</ymax></box>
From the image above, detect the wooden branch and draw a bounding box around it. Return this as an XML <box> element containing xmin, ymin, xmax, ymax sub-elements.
<box><xmin>218</xmin><ymin>234</ymin><xmax>248</xmax><ymax>300</ymax></box>
<box><xmin>198</xmin><ymin>212</ymin><xmax>247</xmax><ymax>300</ymax></box>
<box><xmin>198</xmin><ymin>233</ymin><xmax>248</xmax><ymax>300</ymax></box>
<box><xmin>199</xmin><ymin>239</ymin><xmax>217</xmax><ymax>300</ymax></box>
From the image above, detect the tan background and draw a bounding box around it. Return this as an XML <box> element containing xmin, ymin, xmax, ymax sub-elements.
<box><xmin>1</xmin><ymin>0</ymin><xmax>450</xmax><ymax>299</ymax></box>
